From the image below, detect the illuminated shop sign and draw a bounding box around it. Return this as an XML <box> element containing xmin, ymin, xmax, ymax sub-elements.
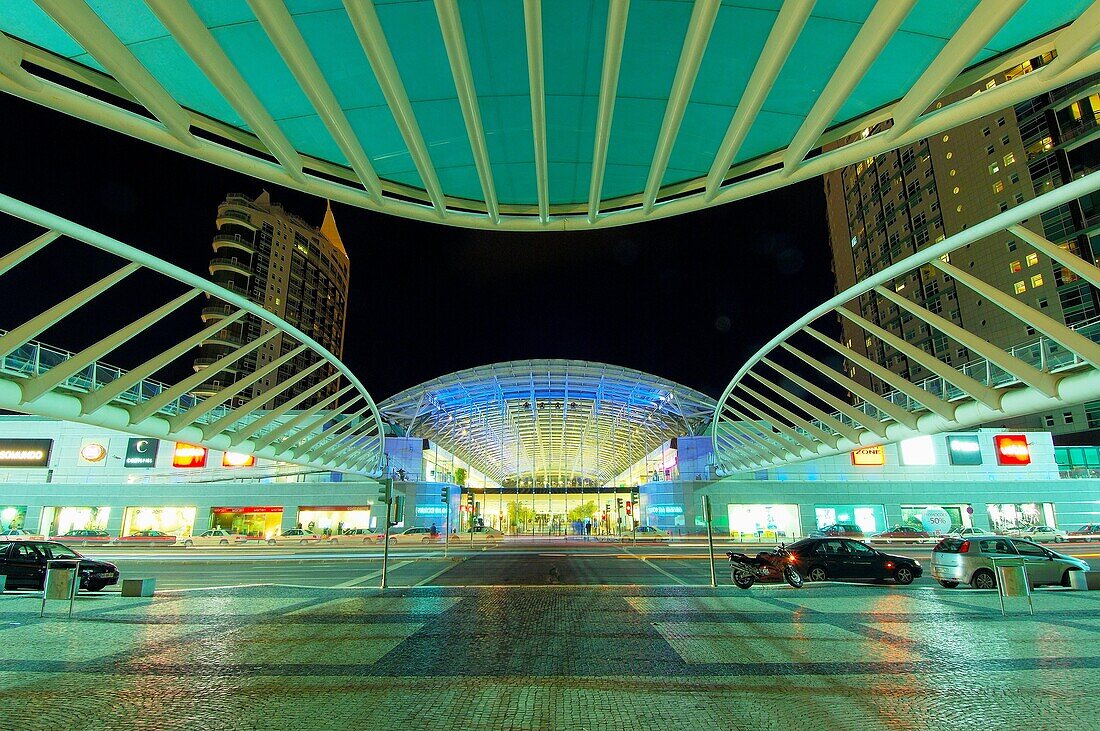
<box><xmin>994</xmin><ymin>434</ymin><xmax>1031</xmax><ymax>465</ymax></box>
<box><xmin>211</xmin><ymin>506</ymin><xmax>283</xmax><ymax>514</ymax></box>
<box><xmin>946</xmin><ymin>435</ymin><xmax>982</xmax><ymax>465</ymax></box>
<box><xmin>415</xmin><ymin>506</ymin><xmax>448</xmax><ymax>517</ymax></box>
<box><xmin>172</xmin><ymin>443</ymin><xmax>208</xmax><ymax>468</ymax></box>
<box><xmin>850</xmin><ymin>445</ymin><xmax>885</xmax><ymax>466</ymax></box>
<box><xmin>0</xmin><ymin>439</ymin><xmax>52</xmax><ymax>467</ymax></box>
<box><xmin>899</xmin><ymin>436</ymin><xmax>936</xmax><ymax>466</ymax></box>
<box><xmin>78</xmin><ymin>440</ymin><xmax>107</xmax><ymax>464</ymax></box>
<box><xmin>124</xmin><ymin>438</ymin><xmax>159</xmax><ymax>468</ymax></box>
<box><xmin>647</xmin><ymin>505</ymin><xmax>684</xmax><ymax>515</ymax></box>
<box><xmin>222</xmin><ymin>451</ymin><xmax>256</xmax><ymax>468</ymax></box>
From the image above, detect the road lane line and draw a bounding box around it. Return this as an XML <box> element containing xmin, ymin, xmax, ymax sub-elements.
<box><xmin>622</xmin><ymin>548</ymin><xmax>690</xmax><ymax>586</ymax></box>
<box><xmin>409</xmin><ymin>561</ymin><xmax>462</xmax><ymax>587</ymax></box>
<box><xmin>334</xmin><ymin>560</ymin><xmax>414</xmax><ymax>588</ymax></box>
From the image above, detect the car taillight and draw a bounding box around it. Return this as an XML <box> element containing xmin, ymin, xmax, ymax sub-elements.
<box><xmin>885</xmin><ymin>561</ymin><xmax>894</xmax><ymax>569</ymax></box>
<box><xmin>959</xmin><ymin>540</ymin><xmax>970</xmax><ymax>553</ymax></box>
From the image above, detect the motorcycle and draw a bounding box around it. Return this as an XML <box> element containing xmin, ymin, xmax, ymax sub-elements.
<box><xmin>726</xmin><ymin>544</ymin><xmax>804</xmax><ymax>589</ymax></box>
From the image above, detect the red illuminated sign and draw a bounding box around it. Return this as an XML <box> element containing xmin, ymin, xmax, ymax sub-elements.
<box><xmin>211</xmin><ymin>506</ymin><xmax>283</xmax><ymax>514</ymax></box>
<box><xmin>994</xmin><ymin>435</ymin><xmax>1031</xmax><ymax>465</ymax></box>
<box><xmin>172</xmin><ymin>443</ymin><xmax>208</xmax><ymax>468</ymax></box>
<box><xmin>222</xmin><ymin>451</ymin><xmax>256</xmax><ymax>468</ymax></box>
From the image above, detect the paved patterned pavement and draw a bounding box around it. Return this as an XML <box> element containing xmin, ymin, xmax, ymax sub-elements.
<box><xmin>1</xmin><ymin>583</ymin><xmax>1098</xmax><ymax>730</ymax></box>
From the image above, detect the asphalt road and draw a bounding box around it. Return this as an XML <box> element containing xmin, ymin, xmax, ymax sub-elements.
<box><xmin>65</xmin><ymin>538</ymin><xmax>1100</xmax><ymax>591</ymax></box>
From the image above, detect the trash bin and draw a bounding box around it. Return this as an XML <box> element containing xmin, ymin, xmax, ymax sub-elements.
<box><xmin>41</xmin><ymin>559</ymin><xmax>81</xmax><ymax>618</ymax></box>
<box><xmin>991</xmin><ymin>557</ymin><xmax>1033</xmax><ymax>616</ymax></box>
<box><xmin>1069</xmin><ymin>570</ymin><xmax>1089</xmax><ymax>591</ymax></box>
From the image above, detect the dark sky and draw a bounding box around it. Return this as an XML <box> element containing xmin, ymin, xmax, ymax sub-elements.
<box><xmin>2</xmin><ymin>92</ymin><xmax>833</xmax><ymax>401</ymax></box>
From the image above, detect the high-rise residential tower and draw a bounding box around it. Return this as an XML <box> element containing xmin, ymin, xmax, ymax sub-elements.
<box><xmin>194</xmin><ymin>191</ymin><xmax>350</xmax><ymax>408</ymax></box>
<box><xmin>825</xmin><ymin>53</ymin><xmax>1100</xmax><ymax>441</ymax></box>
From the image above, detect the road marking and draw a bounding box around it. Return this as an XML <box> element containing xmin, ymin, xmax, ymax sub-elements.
<box><xmin>410</xmin><ymin>561</ymin><xmax>462</xmax><ymax>587</ymax></box>
<box><xmin>622</xmin><ymin>549</ymin><xmax>690</xmax><ymax>586</ymax></box>
<box><xmin>334</xmin><ymin>560</ymin><xmax>414</xmax><ymax>588</ymax></box>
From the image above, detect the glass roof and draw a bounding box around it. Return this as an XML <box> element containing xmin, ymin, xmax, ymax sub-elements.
<box><xmin>378</xmin><ymin>360</ymin><xmax>716</xmax><ymax>483</ymax></box>
<box><xmin>0</xmin><ymin>1</ymin><xmax>1092</xmax><ymax>228</ymax></box>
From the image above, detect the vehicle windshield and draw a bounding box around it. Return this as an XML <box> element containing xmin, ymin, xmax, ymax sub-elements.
<box><xmin>45</xmin><ymin>543</ymin><xmax>80</xmax><ymax>559</ymax></box>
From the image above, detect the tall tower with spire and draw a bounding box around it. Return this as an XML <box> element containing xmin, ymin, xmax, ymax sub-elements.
<box><xmin>195</xmin><ymin>191</ymin><xmax>350</xmax><ymax>409</ymax></box>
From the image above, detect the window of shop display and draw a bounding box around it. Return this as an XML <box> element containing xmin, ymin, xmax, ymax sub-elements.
<box><xmin>39</xmin><ymin>506</ymin><xmax>110</xmax><ymax>537</ymax></box>
<box><xmin>121</xmin><ymin>506</ymin><xmax>197</xmax><ymax>538</ymax></box>
<box><xmin>814</xmin><ymin>504</ymin><xmax>885</xmax><ymax>535</ymax></box>
<box><xmin>986</xmin><ymin>502</ymin><xmax>1056</xmax><ymax>532</ymax></box>
<box><xmin>900</xmin><ymin>505</ymin><xmax>971</xmax><ymax>534</ymax></box>
<box><xmin>297</xmin><ymin>506</ymin><xmax>373</xmax><ymax>536</ymax></box>
<box><xmin>0</xmin><ymin>505</ymin><xmax>28</xmax><ymax>531</ymax></box>
<box><xmin>727</xmin><ymin>504</ymin><xmax>800</xmax><ymax>542</ymax></box>
<box><xmin>210</xmin><ymin>507</ymin><xmax>283</xmax><ymax>538</ymax></box>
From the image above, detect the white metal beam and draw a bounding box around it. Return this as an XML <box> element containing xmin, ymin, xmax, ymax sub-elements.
<box><xmin>1045</xmin><ymin>0</ymin><xmax>1100</xmax><ymax>79</ymax></box>
<box><xmin>230</xmin><ymin>371</ymin><xmax>341</xmax><ymax>446</ymax></box>
<box><xmin>204</xmin><ymin>359</ymin><xmax>328</xmax><ymax>439</ymax></box>
<box><xmin>253</xmin><ymin>384</ymin><xmax>356</xmax><ymax>451</ymax></box>
<box><xmin>781</xmin><ymin>0</ymin><xmax>915</xmax><ymax>172</ymax></box>
<box><xmin>642</xmin><ymin>0</ymin><xmax>721</xmax><ymax>213</ymax></box>
<box><xmin>760</xmin><ymin>356</ymin><xmax>888</xmax><ymax>438</ymax></box>
<box><xmin>523</xmin><ymin>0</ymin><xmax>549</xmax><ymax>224</ymax></box>
<box><xmin>721</xmin><ymin>404</ymin><xmax>799</xmax><ymax>460</ymax></box>
<box><xmin>704</xmin><ymin>0</ymin><xmax>814</xmax><ymax>200</ymax></box>
<box><xmin>729</xmin><ymin>395</ymin><xmax>817</xmax><ymax>453</ymax></box>
<box><xmin>292</xmin><ymin>402</ymin><xmax>371</xmax><ymax>459</ymax></box>
<box><xmin>0</xmin><ymin>230</ymin><xmax>60</xmax><ymax>276</ymax></box>
<box><xmin>144</xmin><ymin>0</ymin><xmax>306</xmax><ymax>181</ymax></box>
<box><xmin>0</xmin><ymin>30</ymin><xmax>43</xmax><ymax>92</ymax></box>
<box><xmin>246</xmin><ymin>0</ymin><xmax>384</xmax><ymax>203</ymax></box>
<box><xmin>738</xmin><ymin>382</ymin><xmax>838</xmax><ymax>448</ymax></box>
<box><xmin>745</xmin><ymin>370</ymin><xmax>861</xmax><ymax>443</ymax></box>
<box><xmin>344</xmin><ymin>0</ymin><xmax>446</xmax><ymax>214</ymax></box>
<box><xmin>587</xmin><ymin>0</ymin><xmax>630</xmax><ymax>223</ymax></box>
<box><xmin>35</xmin><ymin>0</ymin><xmax>195</xmax><ymax>145</ymax></box>
<box><xmin>887</xmin><ymin>0</ymin><xmax>1023</xmax><ymax>141</ymax></box>
<box><xmin>1008</xmin><ymin>224</ymin><xmax>1100</xmax><ymax>291</ymax></box>
<box><xmin>433</xmin><ymin>0</ymin><xmax>499</xmax><ymax>224</ymax></box>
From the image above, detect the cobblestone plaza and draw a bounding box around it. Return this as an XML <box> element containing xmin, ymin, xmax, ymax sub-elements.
<box><xmin>2</xmin><ymin>583</ymin><xmax>1098</xmax><ymax>730</ymax></box>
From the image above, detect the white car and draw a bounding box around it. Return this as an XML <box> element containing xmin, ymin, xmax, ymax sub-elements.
<box><xmin>633</xmin><ymin>525</ymin><xmax>671</xmax><ymax>542</ymax></box>
<box><xmin>392</xmin><ymin>527</ymin><xmax>441</xmax><ymax>543</ymax></box>
<box><xmin>448</xmin><ymin>526</ymin><xmax>503</xmax><ymax>542</ymax></box>
<box><xmin>336</xmin><ymin>528</ymin><xmax>386</xmax><ymax>544</ymax></box>
<box><xmin>0</xmin><ymin>529</ymin><xmax>43</xmax><ymax>541</ymax></box>
<box><xmin>268</xmin><ymin>529</ymin><xmax>327</xmax><ymax>545</ymax></box>
<box><xmin>1018</xmin><ymin>526</ymin><xmax>1068</xmax><ymax>543</ymax></box>
<box><xmin>946</xmin><ymin>528</ymin><xmax>990</xmax><ymax>538</ymax></box>
<box><xmin>182</xmin><ymin>529</ymin><xmax>243</xmax><ymax>547</ymax></box>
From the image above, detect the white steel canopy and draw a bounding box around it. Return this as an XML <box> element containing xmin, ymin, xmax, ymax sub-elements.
<box><xmin>379</xmin><ymin>360</ymin><xmax>715</xmax><ymax>483</ymax></box>
<box><xmin>0</xmin><ymin>1</ymin><xmax>1097</xmax><ymax>230</ymax></box>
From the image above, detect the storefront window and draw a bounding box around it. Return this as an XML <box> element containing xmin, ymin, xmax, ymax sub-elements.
<box><xmin>900</xmin><ymin>505</ymin><xmax>970</xmax><ymax>534</ymax></box>
<box><xmin>297</xmin><ymin>506</ymin><xmax>373</xmax><ymax>537</ymax></box>
<box><xmin>0</xmin><ymin>505</ymin><xmax>28</xmax><ymax>531</ymax></box>
<box><xmin>210</xmin><ymin>507</ymin><xmax>283</xmax><ymax>538</ymax></box>
<box><xmin>727</xmin><ymin>504</ymin><xmax>800</xmax><ymax>542</ymax></box>
<box><xmin>39</xmin><ymin>506</ymin><xmax>111</xmax><ymax>537</ymax></box>
<box><xmin>121</xmin><ymin>506</ymin><xmax>196</xmax><ymax>538</ymax></box>
<box><xmin>986</xmin><ymin>502</ymin><xmax>1055</xmax><ymax>531</ymax></box>
<box><xmin>814</xmin><ymin>504</ymin><xmax>884</xmax><ymax>535</ymax></box>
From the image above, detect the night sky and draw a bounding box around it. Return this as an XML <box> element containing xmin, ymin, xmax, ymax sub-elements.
<box><xmin>2</xmin><ymin>92</ymin><xmax>833</xmax><ymax>401</ymax></box>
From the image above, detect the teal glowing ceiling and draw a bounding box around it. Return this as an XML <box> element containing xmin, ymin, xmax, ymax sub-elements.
<box><xmin>0</xmin><ymin>1</ymin><xmax>1096</xmax><ymax>229</ymax></box>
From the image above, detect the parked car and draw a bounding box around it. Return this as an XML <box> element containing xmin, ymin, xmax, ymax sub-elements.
<box><xmin>931</xmin><ymin>535</ymin><xmax>1089</xmax><ymax>589</ymax></box>
<box><xmin>115</xmin><ymin>530</ymin><xmax>177</xmax><ymax>546</ymax></box>
<box><xmin>1000</xmin><ymin>525</ymin><xmax>1032</xmax><ymax>537</ymax></box>
<box><xmin>785</xmin><ymin>537</ymin><xmax>922</xmax><ymax>585</ymax></box>
<box><xmin>0</xmin><ymin>528</ymin><xmax>44</xmax><ymax>541</ymax></box>
<box><xmin>1068</xmin><ymin>524</ymin><xmax>1100</xmax><ymax>542</ymax></box>
<box><xmin>945</xmin><ymin>528</ymin><xmax>989</xmax><ymax>538</ymax></box>
<box><xmin>0</xmin><ymin>539</ymin><xmax>119</xmax><ymax>591</ymax></box>
<box><xmin>1017</xmin><ymin>526</ymin><xmax>1068</xmax><ymax>543</ymax></box>
<box><xmin>633</xmin><ymin>525</ymin><xmax>671</xmax><ymax>542</ymax></box>
<box><xmin>54</xmin><ymin>529</ymin><xmax>112</xmax><ymax>546</ymax></box>
<box><xmin>870</xmin><ymin>525</ymin><xmax>933</xmax><ymax>543</ymax></box>
<box><xmin>336</xmin><ymin>528</ymin><xmax>385</xmax><ymax>544</ymax></box>
<box><xmin>268</xmin><ymin>529</ymin><xmax>326</xmax><ymax>545</ymax></box>
<box><xmin>448</xmin><ymin>526</ymin><xmax>503</xmax><ymax>542</ymax></box>
<box><xmin>182</xmin><ymin>529</ymin><xmax>244</xmax><ymax>547</ymax></box>
<box><xmin>392</xmin><ymin>527</ymin><xmax>441</xmax><ymax>543</ymax></box>
<box><xmin>810</xmin><ymin>524</ymin><xmax>865</xmax><ymax>539</ymax></box>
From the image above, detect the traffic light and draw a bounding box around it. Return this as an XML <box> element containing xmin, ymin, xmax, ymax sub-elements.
<box><xmin>440</xmin><ymin>485</ymin><xmax>448</xmax><ymax>505</ymax></box>
<box><xmin>466</xmin><ymin>492</ymin><xmax>475</xmax><ymax>509</ymax></box>
<box><xmin>625</xmin><ymin>501</ymin><xmax>632</xmax><ymax>516</ymax></box>
<box><xmin>377</xmin><ymin>479</ymin><xmax>391</xmax><ymax>503</ymax></box>
<box><xmin>616</xmin><ymin>497</ymin><xmax>624</xmax><ymax>510</ymax></box>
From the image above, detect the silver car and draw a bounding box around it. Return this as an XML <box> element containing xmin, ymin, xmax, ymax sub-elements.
<box><xmin>931</xmin><ymin>535</ymin><xmax>1090</xmax><ymax>589</ymax></box>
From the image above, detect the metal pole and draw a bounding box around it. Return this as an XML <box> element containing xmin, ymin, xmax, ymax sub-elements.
<box><xmin>380</xmin><ymin>477</ymin><xmax>393</xmax><ymax>590</ymax></box>
<box><xmin>704</xmin><ymin>496</ymin><xmax>716</xmax><ymax>588</ymax></box>
<box><xmin>444</xmin><ymin>487</ymin><xmax>450</xmax><ymax>559</ymax></box>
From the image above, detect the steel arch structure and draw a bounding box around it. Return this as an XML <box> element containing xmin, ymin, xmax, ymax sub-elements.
<box><xmin>0</xmin><ymin>192</ymin><xmax>385</xmax><ymax>476</ymax></box>
<box><xmin>379</xmin><ymin>360</ymin><xmax>715</xmax><ymax>484</ymax></box>
<box><xmin>0</xmin><ymin>1</ymin><xmax>1097</xmax><ymax>230</ymax></box>
<box><xmin>711</xmin><ymin>170</ymin><xmax>1100</xmax><ymax>473</ymax></box>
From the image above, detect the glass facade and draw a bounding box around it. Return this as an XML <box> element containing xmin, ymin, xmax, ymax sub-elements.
<box><xmin>38</xmin><ymin>506</ymin><xmax>111</xmax><ymax>537</ymax></box>
<box><xmin>726</xmin><ymin>504</ymin><xmax>801</xmax><ymax>542</ymax></box>
<box><xmin>210</xmin><ymin>507</ymin><xmax>283</xmax><ymax>538</ymax></box>
<box><xmin>814</xmin><ymin>504</ymin><xmax>885</xmax><ymax>535</ymax></box>
<box><xmin>121</xmin><ymin>506</ymin><xmax>197</xmax><ymax>538</ymax></box>
<box><xmin>0</xmin><ymin>505</ymin><xmax>28</xmax><ymax>531</ymax></box>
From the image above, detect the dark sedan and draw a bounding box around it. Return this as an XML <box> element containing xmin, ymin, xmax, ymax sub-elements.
<box><xmin>786</xmin><ymin>537</ymin><xmax>923</xmax><ymax>585</ymax></box>
<box><xmin>0</xmin><ymin>539</ymin><xmax>120</xmax><ymax>591</ymax></box>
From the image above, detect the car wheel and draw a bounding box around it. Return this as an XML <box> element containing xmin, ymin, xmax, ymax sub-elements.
<box><xmin>893</xmin><ymin>567</ymin><xmax>915</xmax><ymax>585</ymax></box>
<box><xmin>937</xmin><ymin>579</ymin><xmax>959</xmax><ymax>589</ymax></box>
<box><xmin>267</xmin><ymin>539</ymin><xmax>277</xmax><ymax>545</ymax></box>
<box><xmin>183</xmin><ymin>540</ymin><xmax>193</xmax><ymax>548</ymax></box>
<box><xmin>329</xmin><ymin>538</ymin><xmax>338</xmax><ymax>544</ymax></box>
<box><xmin>808</xmin><ymin>566</ymin><xmax>827</xmax><ymax>582</ymax></box>
<box><xmin>219</xmin><ymin>539</ymin><xmax>229</xmax><ymax>545</ymax></box>
<box><xmin>300</xmin><ymin>539</ymin><xmax>308</xmax><ymax>545</ymax></box>
<box><xmin>971</xmin><ymin>569</ymin><xmax>996</xmax><ymax>590</ymax></box>
<box><xmin>1055</xmin><ymin>536</ymin><xmax>1064</xmax><ymax>543</ymax></box>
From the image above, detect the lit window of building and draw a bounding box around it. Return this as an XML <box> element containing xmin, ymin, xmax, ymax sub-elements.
<box><xmin>1031</xmin><ymin>274</ymin><xmax>1044</xmax><ymax>288</ymax></box>
<box><xmin>1014</xmin><ymin>281</ymin><xmax>1026</xmax><ymax>294</ymax></box>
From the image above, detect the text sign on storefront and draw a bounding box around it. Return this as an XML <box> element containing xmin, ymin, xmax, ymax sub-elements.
<box><xmin>850</xmin><ymin>445</ymin><xmax>885</xmax><ymax>466</ymax></box>
<box><xmin>415</xmin><ymin>506</ymin><xmax>447</xmax><ymax>517</ymax></box>
<box><xmin>124</xmin><ymin>438</ymin><xmax>159</xmax><ymax>468</ymax></box>
<box><xmin>647</xmin><ymin>505</ymin><xmax>684</xmax><ymax>515</ymax></box>
<box><xmin>172</xmin><ymin>443</ymin><xmax>207</xmax><ymax>468</ymax></box>
<box><xmin>946</xmin><ymin>435</ymin><xmax>982</xmax><ymax>465</ymax></box>
<box><xmin>211</xmin><ymin>506</ymin><xmax>283</xmax><ymax>514</ymax></box>
<box><xmin>0</xmin><ymin>439</ymin><xmax>52</xmax><ymax>467</ymax></box>
<box><xmin>994</xmin><ymin>434</ymin><xmax>1031</xmax><ymax>465</ymax></box>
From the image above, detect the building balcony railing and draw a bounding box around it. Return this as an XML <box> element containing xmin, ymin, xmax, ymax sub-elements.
<box><xmin>209</xmin><ymin>257</ymin><xmax>252</xmax><ymax>277</ymax></box>
<box><xmin>212</xmin><ymin>233</ymin><xmax>256</xmax><ymax>253</ymax></box>
<box><xmin>200</xmin><ymin>305</ymin><xmax>237</xmax><ymax>323</ymax></box>
<box><xmin>192</xmin><ymin>357</ymin><xmax>241</xmax><ymax>372</ymax></box>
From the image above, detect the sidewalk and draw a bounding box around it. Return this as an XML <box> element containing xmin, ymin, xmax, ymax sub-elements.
<box><xmin>1</xmin><ymin>584</ymin><xmax>1098</xmax><ymax>730</ymax></box>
